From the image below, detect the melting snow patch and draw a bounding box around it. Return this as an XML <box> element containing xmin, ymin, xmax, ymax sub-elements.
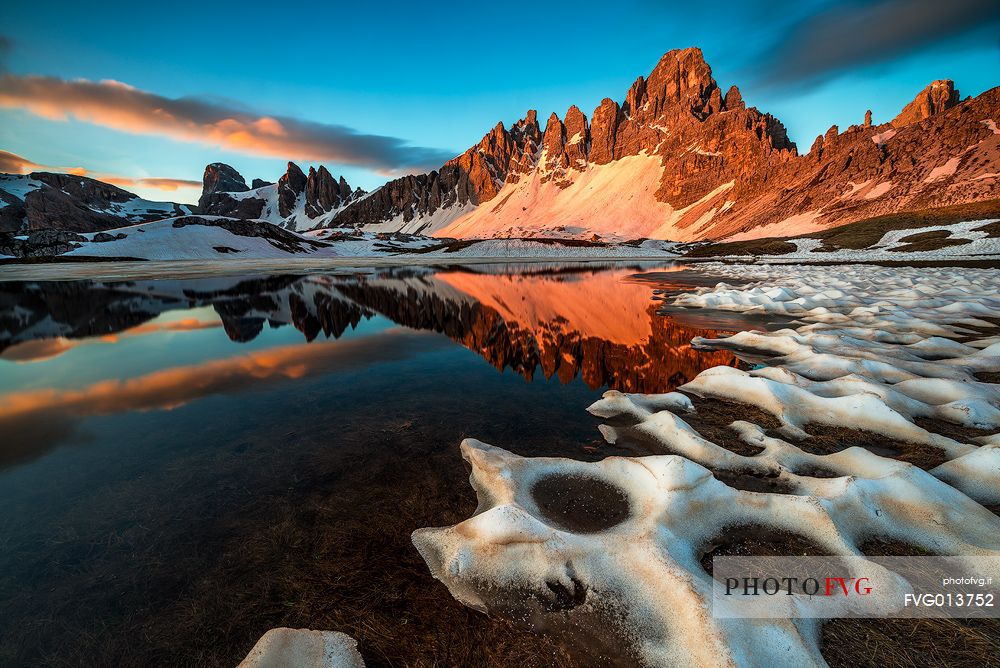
<box><xmin>923</xmin><ymin>157</ymin><xmax>961</xmax><ymax>183</ymax></box>
<box><xmin>414</xmin><ymin>263</ymin><xmax>1000</xmax><ymax>666</ymax></box>
<box><xmin>862</xmin><ymin>181</ymin><xmax>893</xmax><ymax>199</ymax></box>
<box><xmin>870</xmin><ymin>129</ymin><xmax>897</xmax><ymax>146</ymax></box>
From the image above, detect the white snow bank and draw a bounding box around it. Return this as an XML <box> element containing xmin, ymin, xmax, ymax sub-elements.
<box><xmin>51</xmin><ymin>216</ymin><xmax>679</xmax><ymax>261</ymax></box>
<box><xmin>413</xmin><ymin>436</ymin><xmax>998</xmax><ymax>667</ymax></box>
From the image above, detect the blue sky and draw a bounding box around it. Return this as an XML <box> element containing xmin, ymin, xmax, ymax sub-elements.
<box><xmin>0</xmin><ymin>0</ymin><xmax>997</xmax><ymax>203</ymax></box>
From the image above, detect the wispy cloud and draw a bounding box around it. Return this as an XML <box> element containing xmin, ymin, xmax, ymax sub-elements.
<box><xmin>0</xmin><ymin>148</ymin><xmax>200</xmax><ymax>192</ymax></box>
<box><xmin>100</xmin><ymin>175</ymin><xmax>201</xmax><ymax>191</ymax></box>
<box><xmin>0</xmin><ymin>318</ymin><xmax>222</xmax><ymax>362</ymax></box>
<box><xmin>0</xmin><ymin>148</ymin><xmax>48</xmax><ymax>173</ymax></box>
<box><xmin>753</xmin><ymin>0</ymin><xmax>1000</xmax><ymax>88</ymax></box>
<box><xmin>0</xmin><ymin>73</ymin><xmax>456</xmax><ymax>173</ymax></box>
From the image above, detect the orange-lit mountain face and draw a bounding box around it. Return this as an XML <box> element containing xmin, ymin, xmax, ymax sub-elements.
<box><xmin>343</xmin><ymin>268</ymin><xmax>740</xmax><ymax>392</ymax></box>
<box><xmin>324</xmin><ymin>49</ymin><xmax>1000</xmax><ymax>241</ymax></box>
<box><xmin>1</xmin><ymin>268</ymin><xmax>739</xmax><ymax>393</ymax></box>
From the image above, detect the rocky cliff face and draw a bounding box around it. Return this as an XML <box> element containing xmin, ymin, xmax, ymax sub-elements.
<box><xmin>5</xmin><ymin>48</ymin><xmax>995</xmax><ymax>242</ymax></box>
<box><xmin>327</xmin><ymin>48</ymin><xmax>797</xmax><ymax>236</ymax></box>
<box><xmin>199</xmin><ymin>163</ymin><xmax>249</xmax><ymax>207</ymax></box>
<box><xmin>197</xmin><ymin>162</ymin><xmax>365</xmax><ymax>231</ymax></box>
<box><xmin>892</xmin><ymin>80</ymin><xmax>961</xmax><ymax>128</ymax></box>
<box><xmin>327</xmin><ymin>48</ymin><xmax>999</xmax><ymax>241</ymax></box>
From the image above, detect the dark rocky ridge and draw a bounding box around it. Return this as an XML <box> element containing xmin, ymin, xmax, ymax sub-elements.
<box><xmin>197</xmin><ymin>162</ymin><xmax>365</xmax><ymax>228</ymax></box>
<box><xmin>198</xmin><ymin>163</ymin><xmax>249</xmax><ymax>209</ymax></box>
<box><xmin>170</xmin><ymin>216</ymin><xmax>330</xmax><ymax>254</ymax></box>
<box><xmin>0</xmin><ymin>172</ymin><xmax>189</xmax><ymax>234</ymax></box>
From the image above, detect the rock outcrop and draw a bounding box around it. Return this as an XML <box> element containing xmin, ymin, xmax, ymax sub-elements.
<box><xmin>196</xmin><ymin>162</ymin><xmax>364</xmax><ymax>229</ymax></box>
<box><xmin>277</xmin><ymin>162</ymin><xmax>308</xmax><ymax>218</ymax></box>
<box><xmin>304</xmin><ymin>166</ymin><xmax>356</xmax><ymax>218</ymax></box>
<box><xmin>892</xmin><ymin>80</ymin><xmax>960</xmax><ymax>128</ymax></box>
<box><xmin>198</xmin><ymin>163</ymin><xmax>249</xmax><ymax>210</ymax></box>
<box><xmin>0</xmin><ymin>229</ymin><xmax>87</xmax><ymax>257</ymax></box>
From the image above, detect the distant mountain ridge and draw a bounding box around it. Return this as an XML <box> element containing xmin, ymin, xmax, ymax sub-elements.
<box><xmin>320</xmin><ymin>48</ymin><xmax>998</xmax><ymax>240</ymax></box>
<box><xmin>198</xmin><ymin>161</ymin><xmax>367</xmax><ymax>231</ymax></box>
<box><xmin>1</xmin><ymin>47</ymin><xmax>997</xmax><ymax>241</ymax></box>
<box><xmin>0</xmin><ymin>172</ymin><xmax>191</xmax><ymax>234</ymax></box>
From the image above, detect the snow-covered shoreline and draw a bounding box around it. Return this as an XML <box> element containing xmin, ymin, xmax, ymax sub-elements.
<box><xmin>0</xmin><ymin>254</ymin><xmax>682</xmax><ymax>282</ymax></box>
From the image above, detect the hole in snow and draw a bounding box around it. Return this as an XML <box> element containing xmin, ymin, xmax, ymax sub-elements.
<box><xmin>790</xmin><ymin>425</ymin><xmax>949</xmax><ymax>470</ymax></box>
<box><xmin>541</xmin><ymin>576</ymin><xmax>588</xmax><ymax>612</ymax></box>
<box><xmin>530</xmin><ymin>474</ymin><xmax>630</xmax><ymax>533</ymax></box>
<box><xmin>711</xmin><ymin>469</ymin><xmax>796</xmax><ymax>494</ymax></box>
<box><xmin>699</xmin><ymin>525</ymin><xmax>830</xmax><ymax>576</ymax></box>
<box><xmin>857</xmin><ymin>537</ymin><xmax>937</xmax><ymax>557</ymax></box>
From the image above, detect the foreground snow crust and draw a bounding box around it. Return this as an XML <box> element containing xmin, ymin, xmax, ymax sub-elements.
<box><xmin>413</xmin><ymin>264</ymin><xmax>1000</xmax><ymax>667</ymax></box>
<box><xmin>238</xmin><ymin>628</ymin><xmax>363</xmax><ymax>668</ymax></box>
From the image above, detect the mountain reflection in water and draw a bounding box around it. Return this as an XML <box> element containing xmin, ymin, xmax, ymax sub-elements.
<box><xmin>1</xmin><ymin>264</ymin><xmax>739</xmax><ymax>394</ymax></box>
<box><xmin>0</xmin><ymin>262</ymin><xmax>755</xmax><ymax>667</ymax></box>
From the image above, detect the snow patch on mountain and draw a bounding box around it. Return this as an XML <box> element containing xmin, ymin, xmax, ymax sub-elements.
<box><xmin>362</xmin><ymin>201</ymin><xmax>476</xmax><ymax>236</ymax></box>
<box><xmin>0</xmin><ymin>174</ymin><xmax>44</xmax><ymax>203</ymax></box>
<box><xmin>725</xmin><ymin>210</ymin><xmax>824</xmax><ymax>242</ymax></box>
<box><xmin>435</xmin><ymin>154</ymin><xmax>685</xmax><ymax>242</ymax></box>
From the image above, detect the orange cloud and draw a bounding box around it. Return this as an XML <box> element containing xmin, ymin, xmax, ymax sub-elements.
<box><xmin>122</xmin><ymin>317</ymin><xmax>221</xmax><ymax>336</ymax></box>
<box><xmin>0</xmin><ymin>337</ymin><xmax>78</xmax><ymax>362</ymax></box>
<box><xmin>1</xmin><ymin>318</ymin><xmax>221</xmax><ymax>363</ymax></box>
<box><xmin>0</xmin><ymin>74</ymin><xmax>455</xmax><ymax>172</ymax></box>
<box><xmin>0</xmin><ymin>148</ymin><xmax>49</xmax><ymax>173</ymax></box>
<box><xmin>0</xmin><ymin>149</ymin><xmax>199</xmax><ymax>192</ymax></box>
<box><xmin>100</xmin><ymin>175</ymin><xmax>201</xmax><ymax>192</ymax></box>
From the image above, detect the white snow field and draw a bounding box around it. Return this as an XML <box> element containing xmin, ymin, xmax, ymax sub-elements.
<box><xmin>413</xmin><ymin>264</ymin><xmax>1000</xmax><ymax>667</ymax></box>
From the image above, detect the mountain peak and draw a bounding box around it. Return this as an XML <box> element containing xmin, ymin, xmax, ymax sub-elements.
<box><xmin>892</xmin><ymin>79</ymin><xmax>960</xmax><ymax>128</ymax></box>
<box><xmin>277</xmin><ymin>162</ymin><xmax>308</xmax><ymax>217</ymax></box>
<box><xmin>199</xmin><ymin>163</ymin><xmax>249</xmax><ymax>210</ymax></box>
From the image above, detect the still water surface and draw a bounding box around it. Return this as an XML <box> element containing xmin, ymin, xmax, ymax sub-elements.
<box><xmin>0</xmin><ymin>262</ymin><xmax>753</xmax><ymax>666</ymax></box>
